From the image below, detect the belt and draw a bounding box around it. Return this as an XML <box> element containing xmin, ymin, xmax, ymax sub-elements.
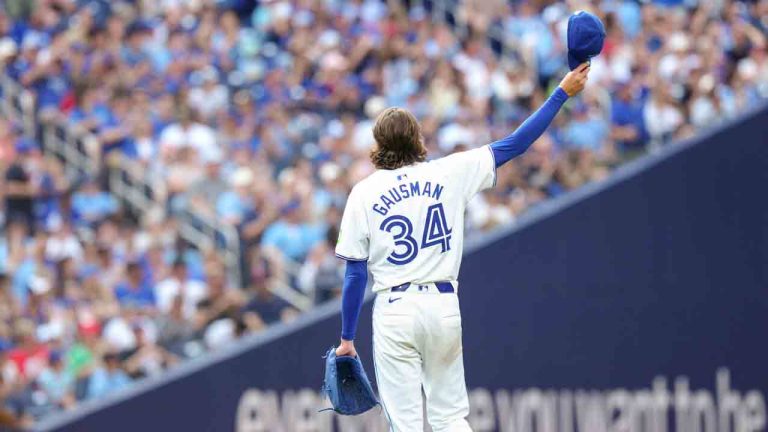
<box><xmin>390</xmin><ymin>281</ymin><xmax>454</xmax><ymax>293</ymax></box>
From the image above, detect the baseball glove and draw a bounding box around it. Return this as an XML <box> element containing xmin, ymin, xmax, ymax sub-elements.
<box><xmin>321</xmin><ymin>346</ymin><xmax>379</xmax><ymax>415</ymax></box>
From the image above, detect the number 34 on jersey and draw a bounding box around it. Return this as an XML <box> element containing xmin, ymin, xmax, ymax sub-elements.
<box><xmin>379</xmin><ymin>203</ymin><xmax>452</xmax><ymax>265</ymax></box>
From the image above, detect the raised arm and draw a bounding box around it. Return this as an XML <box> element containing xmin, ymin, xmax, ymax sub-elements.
<box><xmin>491</xmin><ymin>63</ymin><xmax>590</xmax><ymax>167</ymax></box>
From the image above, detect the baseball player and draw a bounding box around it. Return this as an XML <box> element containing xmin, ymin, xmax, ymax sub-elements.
<box><xmin>334</xmin><ymin>64</ymin><xmax>591</xmax><ymax>431</ymax></box>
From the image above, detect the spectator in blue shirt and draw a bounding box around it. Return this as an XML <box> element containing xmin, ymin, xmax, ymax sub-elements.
<box><xmin>114</xmin><ymin>262</ymin><xmax>155</xmax><ymax>309</ymax></box>
<box><xmin>121</xmin><ymin>21</ymin><xmax>152</xmax><ymax>67</ymax></box>
<box><xmin>71</xmin><ymin>178</ymin><xmax>118</xmax><ymax>228</ymax></box>
<box><xmin>563</xmin><ymin>102</ymin><xmax>610</xmax><ymax>153</ymax></box>
<box><xmin>37</xmin><ymin>351</ymin><xmax>75</xmax><ymax>408</ymax></box>
<box><xmin>67</xmin><ymin>84</ymin><xmax>103</xmax><ymax>132</ymax></box>
<box><xmin>86</xmin><ymin>352</ymin><xmax>131</xmax><ymax>400</ymax></box>
<box><xmin>614</xmin><ymin>0</ymin><xmax>642</xmax><ymax>40</ymax></box>
<box><xmin>261</xmin><ymin>201</ymin><xmax>325</xmax><ymax>262</ymax></box>
<box><xmin>610</xmin><ymin>81</ymin><xmax>648</xmax><ymax>152</ymax></box>
<box><xmin>35</xmin><ymin>157</ymin><xmax>67</xmax><ymax>228</ymax></box>
<box><xmin>12</xmin><ymin>233</ymin><xmax>47</xmax><ymax>306</ymax></box>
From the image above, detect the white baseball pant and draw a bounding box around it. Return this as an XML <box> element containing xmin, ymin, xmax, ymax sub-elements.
<box><xmin>372</xmin><ymin>284</ymin><xmax>472</xmax><ymax>432</ymax></box>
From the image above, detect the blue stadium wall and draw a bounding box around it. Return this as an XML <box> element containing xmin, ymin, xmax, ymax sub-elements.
<box><xmin>38</xmin><ymin>106</ymin><xmax>768</xmax><ymax>432</ymax></box>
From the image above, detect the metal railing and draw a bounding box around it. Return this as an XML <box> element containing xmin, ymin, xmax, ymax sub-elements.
<box><xmin>103</xmin><ymin>152</ymin><xmax>245</xmax><ymax>283</ymax></box>
<box><xmin>0</xmin><ymin>75</ymin><xmax>255</xmax><ymax>298</ymax></box>
<box><xmin>0</xmin><ymin>74</ymin><xmax>35</xmax><ymax>137</ymax></box>
<box><xmin>2</xmin><ymin>75</ymin><xmax>96</xmax><ymax>182</ymax></box>
<box><xmin>40</xmin><ymin>121</ymin><xmax>98</xmax><ymax>179</ymax></box>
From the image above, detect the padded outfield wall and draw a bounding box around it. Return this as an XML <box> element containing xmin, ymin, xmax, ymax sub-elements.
<box><xmin>37</xmin><ymin>105</ymin><xmax>768</xmax><ymax>432</ymax></box>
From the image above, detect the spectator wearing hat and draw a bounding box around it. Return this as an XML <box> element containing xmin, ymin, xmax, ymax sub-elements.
<box><xmin>36</xmin><ymin>351</ymin><xmax>75</xmax><ymax>409</ymax></box>
<box><xmin>610</xmin><ymin>79</ymin><xmax>648</xmax><ymax>153</ymax></box>
<box><xmin>122</xmin><ymin>20</ymin><xmax>153</xmax><ymax>67</ymax></box>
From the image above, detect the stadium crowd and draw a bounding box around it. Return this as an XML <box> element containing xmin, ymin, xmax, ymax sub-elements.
<box><xmin>0</xmin><ymin>0</ymin><xmax>767</xmax><ymax>424</ymax></box>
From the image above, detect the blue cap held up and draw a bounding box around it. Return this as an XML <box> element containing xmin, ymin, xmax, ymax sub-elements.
<box><xmin>567</xmin><ymin>11</ymin><xmax>606</xmax><ymax>70</ymax></box>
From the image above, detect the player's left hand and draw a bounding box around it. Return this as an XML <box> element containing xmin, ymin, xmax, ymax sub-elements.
<box><xmin>336</xmin><ymin>339</ymin><xmax>358</xmax><ymax>358</ymax></box>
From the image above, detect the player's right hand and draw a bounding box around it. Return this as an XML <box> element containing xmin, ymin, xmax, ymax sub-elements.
<box><xmin>559</xmin><ymin>63</ymin><xmax>590</xmax><ymax>97</ymax></box>
<box><xmin>336</xmin><ymin>339</ymin><xmax>358</xmax><ymax>358</ymax></box>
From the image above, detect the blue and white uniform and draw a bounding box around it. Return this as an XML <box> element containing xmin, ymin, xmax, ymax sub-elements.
<box><xmin>336</xmin><ymin>87</ymin><xmax>570</xmax><ymax>431</ymax></box>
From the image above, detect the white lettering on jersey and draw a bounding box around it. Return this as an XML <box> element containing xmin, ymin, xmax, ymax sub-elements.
<box><xmin>372</xmin><ymin>181</ymin><xmax>445</xmax><ymax>216</ymax></box>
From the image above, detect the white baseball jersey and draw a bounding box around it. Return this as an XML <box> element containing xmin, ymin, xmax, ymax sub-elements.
<box><xmin>335</xmin><ymin>145</ymin><xmax>496</xmax><ymax>292</ymax></box>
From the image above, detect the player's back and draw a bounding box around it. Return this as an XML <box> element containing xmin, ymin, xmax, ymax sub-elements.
<box><xmin>335</xmin><ymin>146</ymin><xmax>496</xmax><ymax>293</ymax></box>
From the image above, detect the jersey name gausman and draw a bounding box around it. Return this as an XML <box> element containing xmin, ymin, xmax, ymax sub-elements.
<box><xmin>372</xmin><ymin>180</ymin><xmax>445</xmax><ymax>216</ymax></box>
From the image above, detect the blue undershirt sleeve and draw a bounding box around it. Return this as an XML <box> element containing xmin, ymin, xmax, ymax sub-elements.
<box><xmin>340</xmin><ymin>260</ymin><xmax>368</xmax><ymax>341</ymax></box>
<box><xmin>490</xmin><ymin>87</ymin><xmax>570</xmax><ymax>167</ymax></box>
